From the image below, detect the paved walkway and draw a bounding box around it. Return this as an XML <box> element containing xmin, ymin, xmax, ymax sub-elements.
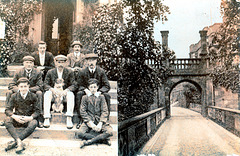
<box><xmin>139</xmin><ymin>106</ymin><xmax>240</xmax><ymax>156</ymax></box>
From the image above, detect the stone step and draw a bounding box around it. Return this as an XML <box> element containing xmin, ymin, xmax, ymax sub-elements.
<box><xmin>0</xmin><ymin>108</ymin><xmax>118</xmax><ymax>125</ymax></box>
<box><xmin>0</xmin><ymin>96</ymin><xmax>117</xmax><ymax>111</ymax></box>
<box><xmin>0</xmin><ymin>87</ymin><xmax>117</xmax><ymax>99</ymax></box>
<box><xmin>0</xmin><ymin>123</ymin><xmax>117</xmax><ymax>140</ymax></box>
<box><xmin>0</xmin><ymin>77</ymin><xmax>117</xmax><ymax>89</ymax></box>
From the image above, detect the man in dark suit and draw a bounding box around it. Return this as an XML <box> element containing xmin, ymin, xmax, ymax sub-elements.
<box><xmin>4</xmin><ymin>77</ymin><xmax>40</xmax><ymax>154</ymax></box>
<box><xmin>31</xmin><ymin>41</ymin><xmax>55</xmax><ymax>80</ymax></box>
<box><xmin>75</xmin><ymin>53</ymin><xmax>111</xmax><ymax>129</ymax></box>
<box><xmin>6</xmin><ymin>56</ymin><xmax>43</xmax><ymax>127</ymax></box>
<box><xmin>43</xmin><ymin>55</ymin><xmax>76</xmax><ymax>129</ymax></box>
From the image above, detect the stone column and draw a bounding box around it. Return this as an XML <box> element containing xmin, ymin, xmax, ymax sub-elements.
<box><xmin>160</xmin><ymin>31</ymin><xmax>169</xmax><ymax>48</ymax></box>
<box><xmin>199</xmin><ymin>30</ymin><xmax>208</xmax><ymax>117</ymax></box>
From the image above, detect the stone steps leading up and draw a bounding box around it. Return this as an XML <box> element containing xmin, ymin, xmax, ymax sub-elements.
<box><xmin>0</xmin><ymin>124</ymin><xmax>117</xmax><ymax>140</ymax></box>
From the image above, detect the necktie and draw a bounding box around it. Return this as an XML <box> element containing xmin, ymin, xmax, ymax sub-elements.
<box><xmin>26</xmin><ymin>70</ymin><xmax>31</xmax><ymax>79</ymax></box>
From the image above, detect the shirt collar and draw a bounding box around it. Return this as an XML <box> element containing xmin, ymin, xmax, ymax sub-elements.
<box><xmin>74</xmin><ymin>52</ymin><xmax>80</xmax><ymax>57</ymax></box>
<box><xmin>25</xmin><ymin>68</ymin><xmax>32</xmax><ymax>73</ymax></box>
<box><xmin>39</xmin><ymin>51</ymin><xmax>45</xmax><ymax>57</ymax></box>
<box><xmin>88</xmin><ymin>67</ymin><xmax>96</xmax><ymax>73</ymax></box>
<box><xmin>20</xmin><ymin>90</ymin><xmax>29</xmax><ymax>99</ymax></box>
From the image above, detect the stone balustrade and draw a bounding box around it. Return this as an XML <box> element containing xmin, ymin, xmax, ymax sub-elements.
<box><xmin>118</xmin><ymin>107</ymin><xmax>167</xmax><ymax>156</ymax></box>
<box><xmin>208</xmin><ymin>106</ymin><xmax>240</xmax><ymax>137</ymax></box>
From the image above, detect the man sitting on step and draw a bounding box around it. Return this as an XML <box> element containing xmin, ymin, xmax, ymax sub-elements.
<box><xmin>76</xmin><ymin>78</ymin><xmax>113</xmax><ymax>148</ymax></box>
<box><xmin>75</xmin><ymin>53</ymin><xmax>111</xmax><ymax>129</ymax></box>
<box><xmin>43</xmin><ymin>55</ymin><xmax>76</xmax><ymax>129</ymax></box>
<box><xmin>4</xmin><ymin>77</ymin><xmax>40</xmax><ymax>154</ymax></box>
<box><xmin>6</xmin><ymin>56</ymin><xmax>43</xmax><ymax>128</ymax></box>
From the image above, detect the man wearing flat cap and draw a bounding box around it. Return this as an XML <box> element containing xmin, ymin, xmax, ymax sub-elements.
<box><xmin>7</xmin><ymin>56</ymin><xmax>43</xmax><ymax>127</ymax></box>
<box><xmin>31</xmin><ymin>41</ymin><xmax>55</xmax><ymax>80</ymax></box>
<box><xmin>67</xmin><ymin>41</ymin><xmax>85</xmax><ymax>71</ymax></box>
<box><xmin>4</xmin><ymin>77</ymin><xmax>40</xmax><ymax>153</ymax></box>
<box><xmin>75</xmin><ymin>53</ymin><xmax>111</xmax><ymax>129</ymax></box>
<box><xmin>43</xmin><ymin>55</ymin><xmax>76</xmax><ymax>129</ymax></box>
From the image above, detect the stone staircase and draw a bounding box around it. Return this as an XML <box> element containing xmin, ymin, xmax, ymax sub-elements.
<box><xmin>0</xmin><ymin>66</ymin><xmax>118</xmax><ymax>155</ymax></box>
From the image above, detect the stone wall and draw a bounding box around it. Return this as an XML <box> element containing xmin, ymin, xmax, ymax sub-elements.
<box><xmin>214</xmin><ymin>86</ymin><xmax>238</xmax><ymax>109</ymax></box>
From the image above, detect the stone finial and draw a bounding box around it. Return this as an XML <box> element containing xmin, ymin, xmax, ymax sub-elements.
<box><xmin>160</xmin><ymin>31</ymin><xmax>169</xmax><ymax>48</ymax></box>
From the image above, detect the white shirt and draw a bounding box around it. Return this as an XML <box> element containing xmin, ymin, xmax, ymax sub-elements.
<box><xmin>88</xmin><ymin>67</ymin><xmax>96</xmax><ymax>73</ymax></box>
<box><xmin>74</xmin><ymin>52</ymin><xmax>80</xmax><ymax>59</ymax></box>
<box><xmin>39</xmin><ymin>52</ymin><xmax>45</xmax><ymax>66</ymax></box>
<box><xmin>57</xmin><ymin>68</ymin><xmax>63</xmax><ymax>79</ymax></box>
<box><xmin>20</xmin><ymin>91</ymin><xmax>29</xmax><ymax>99</ymax></box>
<box><xmin>25</xmin><ymin>69</ymin><xmax>32</xmax><ymax>78</ymax></box>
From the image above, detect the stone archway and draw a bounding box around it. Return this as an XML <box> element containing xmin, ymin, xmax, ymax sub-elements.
<box><xmin>164</xmin><ymin>76</ymin><xmax>212</xmax><ymax>118</ymax></box>
<box><xmin>43</xmin><ymin>0</ymin><xmax>74</xmax><ymax>56</ymax></box>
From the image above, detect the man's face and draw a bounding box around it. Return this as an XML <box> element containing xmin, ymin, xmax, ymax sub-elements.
<box><xmin>55</xmin><ymin>60</ymin><xmax>66</xmax><ymax>69</ymax></box>
<box><xmin>38</xmin><ymin>44</ymin><xmax>46</xmax><ymax>54</ymax></box>
<box><xmin>89</xmin><ymin>83</ymin><xmax>98</xmax><ymax>94</ymax></box>
<box><xmin>73</xmin><ymin>45</ymin><xmax>81</xmax><ymax>53</ymax></box>
<box><xmin>87</xmin><ymin>58</ymin><xmax>97</xmax><ymax>70</ymax></box>
<box><xmin>18</xmin><ymin>82</ymin><xmax>29</xmax><ymax>95</ymax></box>
<box><xmin>23</xmin><ymin>61</ymin><xmax>34</xmax><ymax>70</ymax></box>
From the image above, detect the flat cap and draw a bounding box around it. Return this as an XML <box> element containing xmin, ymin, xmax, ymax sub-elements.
<box><xmin>71</xmin><ymin>41</ymin><xmax>82</xmax><ymax>48</ymax></box>
<box><xmin>39</xmin><ymin>41</ymin><xmax>46</xmax><ymax>44</ymax></box>
<box><xmin>23</xmin><ymin>56</ymin><xmax>35</xmax><ymax>62</ymax></box>
<box><xmin>85</xmin><ymin>53</ymin><xmax>98</xmax><ymax>59</ymax></box>
<box><xmin>54</xmin><ymin>55</ymin><xmax>67</xmax><ymax>61</ymax></box>
<box><xmin>17</xmin><ymin>77</ymin><xmax>29</xmax><ymax>85</ymax></box>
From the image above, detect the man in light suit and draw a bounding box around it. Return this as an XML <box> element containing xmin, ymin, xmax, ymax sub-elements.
<box><xmin>67</xmin><ymin>41</ymin><xmax>85</xmax><ymax>71</ymax></box>
<box><xmin>75</xmin><ymin>53</ymin><xmax>111</xmax><ymax>129</ymax></box>
<box><xmin>31</xmin><ymin>41</ymin><xmax>55</xmax><ymax>80</ymax></box>
<box><xmin>43</xmin><ymin>55</ymin><xmax>76</xmax><ymax>129</ymax></box>
<box><xmin>6</xmin><ymin>56</ymin><xmax>43</xmax><ymax>127</ymax></box>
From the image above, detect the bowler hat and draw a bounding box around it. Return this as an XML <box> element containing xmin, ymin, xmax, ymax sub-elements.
<box><xmin>17</xmin><ymin>77</ymin><xmax>29</xmax><ymax>85</ymax></box>
<box><xmin>54</xmin><ymin>55</ymin><xmax>67</xmax><ymax>61</ymax></box>
<box><xmin>85</xmin><ymin>53</ymin><xmax>98</xmax><ymax>59</ymax></box>
<box><xmin>23</xmin><ymin>56</ymin><xmax>35</xmax><ymax>62</ymax></box>
<box><xmin>71</xmin><ymin>41</ymin><xmax>83</xmax><ymax>48</ymax></box>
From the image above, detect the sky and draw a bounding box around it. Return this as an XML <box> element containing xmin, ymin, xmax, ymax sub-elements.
<box><xmin>154</xmin><ymin>0</ymin><xmax>223</xmax><ymax>58</ymax></box>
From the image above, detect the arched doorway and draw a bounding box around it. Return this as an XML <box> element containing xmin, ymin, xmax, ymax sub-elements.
<box><xmin>43</xmin><ymin>0</ymin><xmax>74</xmax><ymax>56</ymax></box>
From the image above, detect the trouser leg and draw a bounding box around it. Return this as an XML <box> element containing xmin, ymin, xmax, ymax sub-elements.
<box><xmin>6</xmin><ymin>90</ymin><xmax>14</xmax><ymax>106</ymax></box>
<box><xmin>88</xmin><ymin>124</ymin><xmax>113</xmax><ymax>144</ymax></box>
<box><xmin>103</xmin><ymin>93</ymin><xmax>111</xmax><ymax>115</ymax></box>
<box><xmin>76</xmin><ymin>123</ymin><xmax>95</xmax><ymax>140</ymax></box>
<box><xmin>44</xmin><ymin>90</ymin><xmax>52</xmax><ymax>118</ymax></box>
<box><xmin>18</xmin><ymin>119</ymin><xmax>38</xmax><ymax>140</ymax></box>
<box><xmin>76</xmin><ymin>91</ymin><xmax>85</xmax><ymax>117</ymax></box>
<box><xmin>4</xmin><ymin>117</ymin><xmax>19</xmax><ymax>141</ymax></box>
<box><xmin>65</xmin><ymin>91</ymin><xmax>74</xmax><ymax>117</ymax></box>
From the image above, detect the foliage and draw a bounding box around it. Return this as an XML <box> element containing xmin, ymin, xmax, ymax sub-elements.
<box><xmin>0</xmin><ymin>0</ymin><xmax>42</xmax><ymax>75</ymax></box>
<box><xmin>209</xmin><ymin>0</ymin><xmax>240</xmax><ymax>92</ymax></box>
<box><xmin>183</xmin><ymin>83</ymin><xmax>201</xmax><ymax>108</ymax></box>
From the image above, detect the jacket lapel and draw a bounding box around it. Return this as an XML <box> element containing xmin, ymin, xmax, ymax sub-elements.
<box><xmin>29</xmin><ymin>68</ymin><xmax>36</xmax><ymax>80</ymax></box>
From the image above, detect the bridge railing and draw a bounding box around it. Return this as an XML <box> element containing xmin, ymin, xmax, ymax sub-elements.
<box><xmin>208</xmin><ymin>106</ymin><xmax>240</xmax><ymax>137</ymax></box>
<box><xmin>118</xmin><ymin>107</ymin><xmax>167</xmax><ymax>156</ymax></box>
<box><xmin>170</xmin><ymin>58</ymin><xmax>202</xmax><ymax>70</ymax></box>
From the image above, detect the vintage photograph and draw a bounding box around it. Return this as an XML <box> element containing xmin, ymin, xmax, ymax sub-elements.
<box><xmin>0</xmin><ymin>0</ymin><xmax>239</xmax><ymax>156</ymax></box>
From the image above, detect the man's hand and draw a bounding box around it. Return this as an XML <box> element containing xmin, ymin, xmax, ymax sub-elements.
<box><xmin>50</xmin><ymin>88</ymin><xmax>56</xmax><ymax>95</ymax></box>
<box><xmin>95</xmin><ymin>122</ymin><xmax>103</xmax><ymax>132</ymax></box>
<box><xmin>21</xmin><ymin>116</ymin><xmax>33</xmax><ymax>123</ymax></box>
<box><xmin>87</xmin><ymin>121</ymin><xmax>96</xmax><ymax>129</ymax></box>
<box><xmin>11</xmin><ymin>114</ymin><xmax>25</xmax><ymax>124</ymax></box>
<box><xmin>84</xmin><ymin>89</ymin><xmax>92</xmax><ymax>97</ymax></box>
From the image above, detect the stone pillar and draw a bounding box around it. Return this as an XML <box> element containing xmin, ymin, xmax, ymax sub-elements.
<box><xmin>160</xmin><ymin>31</ymin><xmax>169</xmax><ymax>48</ymax></box>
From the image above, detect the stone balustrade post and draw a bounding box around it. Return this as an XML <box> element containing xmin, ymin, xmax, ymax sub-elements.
<box><xmin>160</xmin><ymin>31</ymin><xmax>170</xmax><ymax>67</ymax></box>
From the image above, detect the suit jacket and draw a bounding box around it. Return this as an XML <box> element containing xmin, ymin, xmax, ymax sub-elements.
<box><xmin>66</xmin><ymin>52</ymin><xmax>85</xmax><ymax>68</ymax></box>
<box><xmin>44</xmin><ymin>67</ymin><xmax>76</xmax><ymax>92</ymax></box>
<box><xmin>76</xmin><ymin>66</ymin><xmax>110</xmax><ymax>93</ymax></box>
<box><xmin>80</xmin><ymin>95</ymin><xmax>108</xmax><ymax>124</ymax></box>
<box><xmin>31</xmin><ymin>51</ymin><xmax>55</xmax><ymax>69</ymax></box>
<box><xmin>9</xmin><ymin>67</ymin><xmax>43</xmax><ymax>93</ymax></box>
<box><xmin>5</xmin><ymin>92</ymin><xmax>40</xmax><ymax>119</ymax></box>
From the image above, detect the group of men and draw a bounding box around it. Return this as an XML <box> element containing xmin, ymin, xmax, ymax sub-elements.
<box><xmin>4</xmin><ymin>41</ymin><xmax>113</xmax><ymax>153</ymax></box>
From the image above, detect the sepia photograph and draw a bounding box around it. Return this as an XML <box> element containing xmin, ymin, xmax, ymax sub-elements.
<box><xmin>0</xmin><ymin>0</ymin><xmax>239</xmax><ymax>156</ymax></box>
